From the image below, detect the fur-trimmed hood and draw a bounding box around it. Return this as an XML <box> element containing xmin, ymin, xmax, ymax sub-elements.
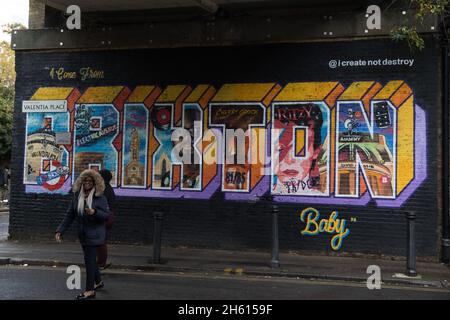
<box><xmin>72</xmin><ymin>169</ymin><xmax>105</xmax><ymax>197</ymax></box>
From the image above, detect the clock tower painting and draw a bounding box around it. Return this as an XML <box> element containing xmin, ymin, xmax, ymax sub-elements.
<box><xmin>124</xmin><ymin>127</ymin><xmax>145</xmax><ymax>186</ymax></box>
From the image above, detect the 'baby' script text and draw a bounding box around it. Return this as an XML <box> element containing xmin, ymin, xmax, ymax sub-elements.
<box><xmin>299</xmin><ymin>207</ymin><xmax>350</xmax><ymax>251</ymax></box>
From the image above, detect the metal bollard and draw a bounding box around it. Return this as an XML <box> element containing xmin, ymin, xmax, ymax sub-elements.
<box><xmin>405</xmin><ymin>211</ymin><xmax>417</xmax><ymax>277</ymax></box>
<box><xmin>152</xmin><ymin>211</ymin><xmax>164</xmax><ymax>264</ymax></box>
<box><xmin>270</xmin><ymin>200</ymin><xmax>280</xmax><ymax>269</ymax></box>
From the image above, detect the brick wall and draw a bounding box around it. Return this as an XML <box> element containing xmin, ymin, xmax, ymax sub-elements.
<box><xmin>10</xmin><ymin>37</ymin><xmax>442</xmax><ymax>259</ymax></box>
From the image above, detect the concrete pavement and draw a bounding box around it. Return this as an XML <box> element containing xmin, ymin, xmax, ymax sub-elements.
<box><xmin>0</xmin><ymin>210</ymin><xmax>8</xmax><ymax>242</ymax></box>
<box><xmin>0</xmin><ymin>211</ymin><xmax>449</xmax><ymax>290</ymax></box>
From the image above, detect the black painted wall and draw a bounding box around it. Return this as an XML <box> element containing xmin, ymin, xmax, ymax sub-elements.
<box><xmin>10</xmin><ymin>36</ymin><xmax>442</xmax><ymax>259</ymax></box>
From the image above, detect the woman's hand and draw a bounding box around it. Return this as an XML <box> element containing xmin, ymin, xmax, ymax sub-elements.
<box><xmin>55</xmin><ymin>232</ymin><xmax>62</xmax><ymax>242</ymax></box>
<box><xmin>85</xmin><ymin>208</ymin><xmax>96</xmax><ymax>216</ymax></box>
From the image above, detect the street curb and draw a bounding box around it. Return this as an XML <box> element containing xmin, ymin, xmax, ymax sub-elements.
<box><xmin>0</xmin><ymin>256</ymin><xmax>447</xmax><ymax>290</ymax></box>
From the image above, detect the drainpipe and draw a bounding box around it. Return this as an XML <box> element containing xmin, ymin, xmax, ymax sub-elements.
<box><xmin>442</xmin><ymin>27</ymin><xmax>450</xmax><ymax>264</ymax></box>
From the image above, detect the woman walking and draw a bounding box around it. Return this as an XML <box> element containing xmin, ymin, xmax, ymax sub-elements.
<box><xmin>55</xmin><ymin>169</ymin><xmax>110</xmax><ymax>300</ymax></box>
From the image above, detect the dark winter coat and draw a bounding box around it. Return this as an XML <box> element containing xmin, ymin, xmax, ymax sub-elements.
<box><xmin>56</xmin><ymin>192</ymin><xmax>110</xmax><ymax>246</ymax></box>
<box><xmin>56</xmin><ymin>169</ymin><xmax>110</xmax><ymax>246</ymax></box>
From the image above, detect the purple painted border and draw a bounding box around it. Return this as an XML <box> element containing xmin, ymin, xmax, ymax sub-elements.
<box><xmin>224</xmin><ymin>175</ymin><xmax>270</xmax><ymax>201</ymax></box>
<box><xmin>375</xmin><ymin>105</ymin><xmax>427</xmax><ymax>207</ymax></box>
<box><xmin>25</xmin><ymin>177</ymin><xmax>72</xmax><ymax>195</ymax></box>
<box><xmin>274</xmin><ymin>191</ymin><xmax>372</xmax><ymax>205</ymax></box>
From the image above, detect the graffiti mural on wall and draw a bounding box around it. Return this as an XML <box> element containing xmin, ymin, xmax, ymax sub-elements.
<box><xmin>209</xmin><ymin>84</ymin><xmax>279</xmax><ymax>193</ymax></box>
<box><xmin>122</xmin><ymin>104</ymin><xmax>148</xmax><ymax>188</ymax></box>
<box><xmin>22</xmin><ymin>81</ymin><xmax>426</xmax><ymax>207</ymax></box>
<box><xmin>73</xmin><ymin>87</ymin><xmax>129</xmax><ymax>187</ymax></box>
<box><xmin>24</xmin><ymin>88</ymin><xmax>80</xmax><ymax>192</ymax></box>
<box><xmin>271</xmin><ymin>82</ymin><xmax>342</xmax><ymax>197</ymax></box>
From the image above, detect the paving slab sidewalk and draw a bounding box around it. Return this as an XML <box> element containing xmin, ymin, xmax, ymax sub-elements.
<box><xmin>0</xmin><ymin>211</ymin><xmax>9</xmax><ymax>242</ymax></box>
<box><xmin>0</xmin><ymin>239</ymin><xmax>449</xmax><ymax>289</ymax></box>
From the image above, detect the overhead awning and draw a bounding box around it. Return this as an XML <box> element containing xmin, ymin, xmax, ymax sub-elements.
<box><xmin>16</xmin><ymin>0</ymin><xmax>437</xmax><ymax>51</ymax></box>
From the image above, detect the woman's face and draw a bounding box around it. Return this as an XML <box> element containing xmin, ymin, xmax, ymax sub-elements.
<box><xmin>83</xmin><ymin>176</ymin><xmax>94</xmax><ymax>192</ymax></box>
<box><xmin>275</xmin><ymin>125</ymin><xmax>321</xmax><ymax>186</ymax></box>
<box><xmin>277</xmin><ymin>140</ymin><xmax>307</xmax><ymax>184</ymax></box>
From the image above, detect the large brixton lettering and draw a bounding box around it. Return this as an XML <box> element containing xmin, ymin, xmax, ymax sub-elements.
<box><xmin>23</xmin><ymin>81</ymin><xmax>425</xmax><ymax>207</ymax></box>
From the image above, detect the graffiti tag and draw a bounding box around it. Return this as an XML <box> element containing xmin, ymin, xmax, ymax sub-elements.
<box><xmin>299</xmin><ymin>207</ymin><xmax>350</xmax><ymax>251</ymax></box>
<box><xmin>75</xmin><ymin>124</ymin><xmax>118</xmax><ymax>147</ymax></box>
<box><xmin>282</xmin><ymin>177</ymin><xmax>320</xmax><ymax>193</ymax></box>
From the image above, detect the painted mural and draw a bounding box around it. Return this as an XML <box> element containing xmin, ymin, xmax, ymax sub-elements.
<box><xmin>24</xmin><ymin>113</ymin><xmax>70</xmax><ymax>186</ymax></box>
<box><xmin>22</xmin><ymin>81</ymin><xmax>425</xmax><ymax>207</ymax></box>
<box><xmin>74</xmin><ymin>104</ymin><xmax>120</xmax><ymax>186</ymax></box>
<box><xmin>272</xmin><ymin>102</ymin><xmax>330</xmax><ymax>196</ymax></box>
<box><xmin>122</xmin><ymin>104</ymin><xmax>148</xmax><ymax>188</ymax></box>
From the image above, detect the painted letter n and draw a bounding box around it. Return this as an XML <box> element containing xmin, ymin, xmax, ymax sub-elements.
<box><xmin>335</xmin><ymin>81</ymin><xmax>414</xmax><ymax>199</ymax></box>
